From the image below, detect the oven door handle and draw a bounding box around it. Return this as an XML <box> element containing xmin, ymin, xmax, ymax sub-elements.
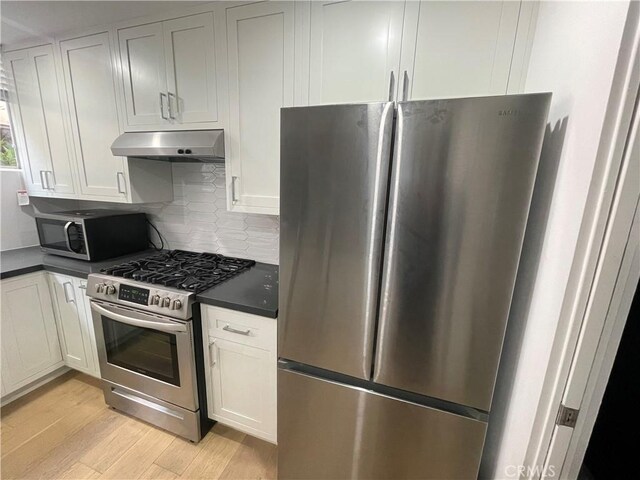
<box><xmin>92</xmin><ymin>303</ymin><xmax>187</xmax><ymax>333</ymax></box>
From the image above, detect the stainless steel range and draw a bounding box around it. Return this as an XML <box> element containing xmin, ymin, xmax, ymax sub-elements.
<box><xmin>87</xmin><ymin>250</ymin><xmax>254</xmax><ymax>442</ymax></box>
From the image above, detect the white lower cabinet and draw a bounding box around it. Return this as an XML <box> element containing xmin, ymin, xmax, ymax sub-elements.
<box><xmin>203</xmin><ymin>305</ymin><xmax>277</xmax><ymax>444</ymax></box>
<box><xmin>0</xmin><ymin>273</ymin><xmax>64</xmax><ymax>395</ymax></box>
<box><xmin>48</xmin><ymin>273</ymin><xmax>100</xmax><ymax>378</ymax></box>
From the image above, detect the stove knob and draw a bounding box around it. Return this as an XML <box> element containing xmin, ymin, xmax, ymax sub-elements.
<box><xmin>161</xmin><ymin>297</ymin><xmax>172</xmax><ymax>308</ymax></box>
<box><xmin>150</xmin><ymin>295</ymin><xmax>161</xmax><ymax>306</ymax></box>
<box><xmin>105</xmin><ymin>285</ymin><xmax>117</xmax><ymax>295</ymax></box>
<box><xmin>171</xmin><ymin>299</ymin><xmax>182</xmax><ymax>310</ymax></box>
<box><xmin>95</xmin><ymin>283</ymin><xmax>105</xmax><ymax>293</ymax></box>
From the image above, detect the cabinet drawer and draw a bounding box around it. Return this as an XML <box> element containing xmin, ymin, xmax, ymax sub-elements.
<box><xmin>203</xmin><ymin>305</ymin><xmax>275</xmax><ymax>350</ymax></box>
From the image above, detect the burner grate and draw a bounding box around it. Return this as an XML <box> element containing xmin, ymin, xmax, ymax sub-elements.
<box><xmin>101</xmin><ymin>250</ymin><xmax>255</xmax><ymax>293</ymax></box>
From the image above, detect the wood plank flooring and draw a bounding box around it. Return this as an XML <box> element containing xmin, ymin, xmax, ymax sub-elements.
<box><xmin>1</xmin><ymin>372</ymin><xmax>277</xmax><ymax>479</ymax></box>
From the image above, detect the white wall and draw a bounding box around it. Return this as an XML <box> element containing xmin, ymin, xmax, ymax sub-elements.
<box><xmin>481</xmin><ymin>1</ymin><xmax>630</xmax><ymax>478</ymax></box>
<box><xmin>0</xmin><ymin>169</ymin><xmax>39</xmax><ymax>251</ymax></box>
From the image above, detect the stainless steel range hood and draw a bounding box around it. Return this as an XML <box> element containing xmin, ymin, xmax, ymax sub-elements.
<box><xmin>111</xmin><ymin>130</ymin><xmax>225</xmax><ymax>162</ymax></box>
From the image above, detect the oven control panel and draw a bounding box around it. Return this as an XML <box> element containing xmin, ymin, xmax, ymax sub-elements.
<box><xmin>87</xmin><ymin>274</ymin><xmax>193</xmax><ymax>320</ymax></box>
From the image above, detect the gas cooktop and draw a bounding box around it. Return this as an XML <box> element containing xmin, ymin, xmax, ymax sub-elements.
<box><xmin>100</xmin><ymin>250</ymin><xmax>255</xmax><ymax>293</ymax></box>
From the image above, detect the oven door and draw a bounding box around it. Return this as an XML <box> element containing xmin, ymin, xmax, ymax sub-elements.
<box><xmin>35</xmin><ymin>217</ymin><xmax>88</xmax><ymax>259</ymax></box>
<box><xmin>91</xmin><ymin>300</ymin><xmax>198</xmax><ymax>411</ymax></box>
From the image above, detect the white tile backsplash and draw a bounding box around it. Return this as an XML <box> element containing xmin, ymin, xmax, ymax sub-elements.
<box><xmin>79</xmin><ymin>163</ymin><xmax>279</xmax><ymax>264</ymax></box>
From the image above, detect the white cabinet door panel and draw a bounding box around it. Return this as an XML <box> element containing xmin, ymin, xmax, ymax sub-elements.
<box><xmin>209</xmin><ymin>338</ymin><xmax>276</xmax><ymax>442</ymax></box>
<box><xmin>401</xmin><ymin>1</ymin><xmax>521</xmax><ymax>100</ymax></box>
<box><xmin>118</xmin><ymin>22</ymin><xmax>167</xmax><ymax>127</ymax></box>
<box><xmin>164</xmin><ymin>12</ymin><xmax>219</xmax><ymax>125</ymax></box>
<box><xmin>0</xmin><ymin>274</ymin><xmax>63</xmax><ymax>391</ymax></box>
<box><xmin>31</xmin><ymin>46</ymin><xmax>76</xmax><ymax>195</ymax></box>
<box><xmin>4</xmin><ymin>50</ymin><xmax>49</xmax><ymax>195</ymax></box>
<box><xmin>308</xmin><ymin>1</ymin><xmax>405</xmax><ymax>105</ymax></box>
<box><xmin>226</xmin><ymin>2</ymin><xmax>295</xmax><ymax>214</ymax></box>
<box><xmin>60</xmin><ymin>32</ymin><xmax>126</xmax><ymax>199</ymax></box>
<box><xmin>49</xmin><ymin>273</ymin><xmax>94</xmax><ymax>374</ymax></box>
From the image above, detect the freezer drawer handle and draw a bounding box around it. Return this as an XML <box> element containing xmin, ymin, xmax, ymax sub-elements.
<box><xmin>223</xmin><ymin>324</ymin><xmax>251</xmax><ymax>336</ymax></box>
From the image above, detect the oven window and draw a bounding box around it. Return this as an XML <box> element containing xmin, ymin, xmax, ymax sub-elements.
<box><xmin>101</xmin><ymin>316</ymin><xmax>181</xmax><ymax>386</ymax></box>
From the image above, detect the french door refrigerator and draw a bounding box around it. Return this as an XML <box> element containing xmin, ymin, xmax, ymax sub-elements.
<box><xmin>278</xmin><ymin>94</ymin><xmax>551</xmax><ymax>479</ymax></box>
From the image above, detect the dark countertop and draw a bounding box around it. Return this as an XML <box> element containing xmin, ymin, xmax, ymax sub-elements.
<box><xmin>1</xmin><ymin>246</ymin><xmax>278</xmax><ymax>318</ymax></box>
<box><xmin>196</xmin><ymin>262</ymin><xmax>278</xmax><ymax>318</ymax></box>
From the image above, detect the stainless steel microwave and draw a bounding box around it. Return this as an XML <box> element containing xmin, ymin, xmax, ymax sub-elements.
<box><xmin>35</xmin><ymin>210</ymin><xmax>149</xmax><ymax>261</ymax></box>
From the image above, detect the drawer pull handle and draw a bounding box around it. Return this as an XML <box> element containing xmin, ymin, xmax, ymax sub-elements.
<box><xmin>223</xmin><ymin>324</ymin><xmax>251</xmax><ymax>336</ymax></box>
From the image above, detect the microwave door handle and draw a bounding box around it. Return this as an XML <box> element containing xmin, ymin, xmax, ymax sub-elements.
<box><xmin>63</xmin><ymin>221</ymin><xmax>74</xmax><ymax>251</ymax></box>
<box><xmin>92</xmin><ymin>302</ymin><xmax>187</xmax><ymax>333</ymax></box>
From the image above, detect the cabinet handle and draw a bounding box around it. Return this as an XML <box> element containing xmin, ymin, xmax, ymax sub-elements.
<box><xmin>388</xmin><ymin>71</ymin><xmax>395</xmax><ymax>102</ymax></box>
<box><xmin>78</xmin><ymin>283</ymin><xmax>87</xmax><ymax>290</ymax></box>
<box><xmin>116</xmin><ymin>172</ymin><xmax>126</xmax><ymax>194</ymax></box>
<box><xmin>159</xmin><ymin>92</ymin><xmax>168</xmax><ymax>120</ymax></box>
<box><xmin>401</xmin><ymin>70</ymin><xmax>409</xmax><ymax>102</ymax></box>
<box><xmin>63</xmin><ymin>281</ymin><xmax>75</xmax><ymax>303</ymax></box>
<box><xmin>231</xmin><ymin>176</ymin><xmax>238</xmax><ymax>204</ymax></box>
<box><xmin>167</xmin><ymin>92</ymin><xmax>177</xmax><ymax>119</ymax></box>
<box><xmin>40</xmin><ymin>170</ymin><xmax>48</xmax><ymax>190</ymax></box>
<box><xmin>209</xmin><ymin>340</ymin><xmax>216</xmax><ymax>367</ymax></box>
<box><xmin>223</xmin><ymin>324</ymin><xmax>251</xmax><ymax>336</ymax></box>
<box><xmin>46</xmin><ymin>171</ymin><xmax>55</xmax><ymax>190</ymax></box>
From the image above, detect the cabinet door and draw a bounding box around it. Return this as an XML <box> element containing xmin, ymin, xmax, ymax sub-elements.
<box><xmin>209</xmin><ymin>337</ymin><xmax>276</xmax><ymax>442</ymax></box>
<box><xmin>163</xmin><ymin>12</ymin><xmax>219</xmax><ymax>125</ymax></box>
<box><xmin>307</xmin><ymin>1</ymin><xmax>405</xmax><ymax>104</ymax></box>
<box><xmin>48</xmin><ymin>273</ymin><xmax>95</xmax><ymax>375</ymax></box>
<box><xmin>399</xmin><ymin>1</ymin><xmax>521</xmax><ymax>100</ymax></box>
<box><xmin>226</xmin><ymin>2</ymin><xmax>294</xmax><ymax>215</ymax></box>
<box><xmin>0</xmin><ymin>274</ymin><xmax>63</xmax><ymax>392</ymax></box>
<box><xmin>118</xmin><ymin>22</ymin><xmax>168</xmax><ymax>127</ymax></box>
<box><xmin>75</xmin><ymin>277</ymin><xmax>101</xmax><ymax>377</ymax></box>
<box><xmin>4</xmin><ymin>49</ymin><xmax>48</xmax><ymax>195</ymax></box>
<box><xmin>60</xmin><ymin>31</ymin><xmax>127</xmax><ymax>199</ymax></box>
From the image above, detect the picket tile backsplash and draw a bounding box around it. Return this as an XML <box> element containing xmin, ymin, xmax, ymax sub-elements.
<box><xmin>79</xmin><ymin>163</ymin><xmax>279</xmax><ymax>264</ymax></box>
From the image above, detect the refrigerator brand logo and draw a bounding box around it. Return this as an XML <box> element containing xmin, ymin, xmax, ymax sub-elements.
<box><xmin>499</xmin><ymin>109</ymin><xmax>520</xmax><ymax>116</ymax></box>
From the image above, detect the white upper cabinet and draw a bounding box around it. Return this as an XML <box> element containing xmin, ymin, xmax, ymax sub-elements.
<box><xmin>225</xmin><ymin>2</ymin><xmax>295</xmax><ymax>215</ymax></box>
<box><xmin>60</xmin><ymin>31</ymin><xmax>128</xmax><ymax>199</ymax></box>
<box><xmin>164</xmin><ymin>13</ymin><xmax>219</xmax><ymax>125</ymax></box>
<box><xmin>59</xmin><ymin>30</ymin><xmax>173</xmax><ymax>203</ymax></box>
<box><xmin>118</xmin><ymin>12</ymin><xmax>220</xmax><ymax>130</ymax></box>
<box><xmin>4</xmin><ymin>45</ymin><xmax>75</xmax><ymax>196</ymax></box>
<box><xmin>399</xmin><ymin>1</ymin><xmax>522</xmax><ymax>100</ymax></box>
<box><xmin>118</xmin><ymin>22</ymin><xmax>167</xmax><ymax>127</ymax></box>
<box><xmin>308</xmin><ymin>1</ymin><xmax>405</xmax><ymax>105</ymax></box>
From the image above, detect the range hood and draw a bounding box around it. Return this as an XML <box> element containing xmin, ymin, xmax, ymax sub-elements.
<box><xmin>111</xmin><ymin>130</ymin><xmax>225</xmax><ymax>162</ymax></box>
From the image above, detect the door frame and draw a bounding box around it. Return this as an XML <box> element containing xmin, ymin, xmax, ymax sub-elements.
<box><xmin>523</xmin><ymin>2</ymin><xmax>640</xmax><ymax>477</ymax></box>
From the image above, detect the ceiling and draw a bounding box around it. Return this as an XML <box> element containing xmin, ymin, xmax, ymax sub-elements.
<box><xmin>1</xmin><ymin>1</ymin><xmax>206</xmax><ymax>46</ymax></box>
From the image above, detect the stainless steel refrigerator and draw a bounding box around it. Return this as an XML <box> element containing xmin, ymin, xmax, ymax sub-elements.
<box><xmin>278</xmin><ymin>94</ymin><xmax>551</xmax><ymax>479</ymax></box>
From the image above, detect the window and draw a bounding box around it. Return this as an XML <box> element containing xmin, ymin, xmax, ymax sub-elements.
<box><xmin>0</xmin><ymin>88</ymin><xmax>19</xmax><ymax>169</ymax></box>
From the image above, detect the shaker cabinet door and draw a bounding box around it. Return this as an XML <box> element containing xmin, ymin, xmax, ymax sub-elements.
<box><xmin>60</xmin><ymin>31</ymin><xmax>127</xmax><ymax>199</ymax></box>
<box><xmin>307</xmin><ymin>0</ymin><xmax>405</xmax><ymax>105</ymax></box>
<box><xmin>208</xmin><ymin>337</ymin><xmax>277</xmax><ymax>443</ymax></box>
<box><xmin>225</xmin><ymin>1</ymin><xmax>295</xmax><ymax>215</ymax></box>
<box><xmin>399</xmin><ymin>1</ymin><xmax>521</xmax><ymax>100</ymax></box>
<box><xmin>0</xmin><ymin>273</ymin><xmax>63</xmax><ymax>392</ymax></box>
<box><xmin>163</xmin><ymin>12</ymin><xmax>219</xmax><ymax>125</ymax></box>
<box><xmin>49</xmin><ymin>273</ymin><xmax>97</xmax><ymax>376</ymax></box>
<box><xmin>4</xmin><ymin>46</ymin><xmax>75</xmax><ymax>196</ymax></box>
<box><xmin>118</xmin><ymin>22</ymin><xmax>168</xmax><ymax>127</ymax></box>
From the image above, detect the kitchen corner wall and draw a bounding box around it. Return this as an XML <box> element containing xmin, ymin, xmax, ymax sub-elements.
<box><xmin>79</xmin><ymin>163</ymin><xmax>279</xmax><ymax>265</ymax></box>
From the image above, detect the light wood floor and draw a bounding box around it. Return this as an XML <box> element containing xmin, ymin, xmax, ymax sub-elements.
<box><xmin>0</xmin><ymin>372</ymin><xmax>277</xmax><ymax>480</ymax></box>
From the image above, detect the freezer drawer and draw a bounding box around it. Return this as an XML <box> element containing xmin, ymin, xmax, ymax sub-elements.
<box><xmin>278</xmin><ymin>368</ymin><xmax>487</xmax><ymax>480</ymax></box>
<box><xmin>374</xmin><ymin>94</ymin><xmax>551</xmax><ymax>411</ymax></box>
<box><xmin>279</xmin><ymin>102</ymin><xmax>394</xmax><ymax>380</ymax></box>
